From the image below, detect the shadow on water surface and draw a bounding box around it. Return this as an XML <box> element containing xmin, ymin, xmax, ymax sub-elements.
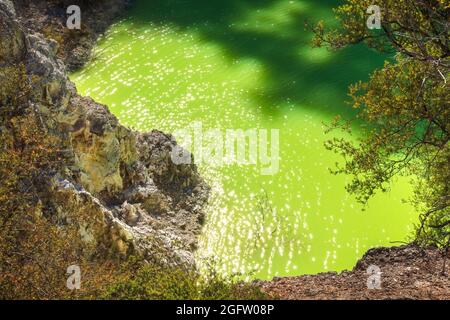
<box><xmin>71</xmin><ymin>0</ymin><xmax>418</xmax><ymax>278</ymax></box>
<box><xmin>126</xmin><ymin>0</ymin><xmax>388</xmax><ymax>119</ymax></box>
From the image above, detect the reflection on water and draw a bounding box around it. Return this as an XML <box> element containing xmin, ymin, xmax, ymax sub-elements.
<box><xmin>72</xmin><ymin>0</ymin><xmax>417</xmax><ymax>279</ymax></box>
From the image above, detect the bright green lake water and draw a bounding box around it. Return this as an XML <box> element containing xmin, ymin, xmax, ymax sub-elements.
<box><xmin>72</xmin><ymin>0</ymin><xmax>417</xmax><ymax>279</ymax></box>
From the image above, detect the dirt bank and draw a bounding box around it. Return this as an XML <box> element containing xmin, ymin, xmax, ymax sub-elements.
<box><xmin>261</xmin><ymin>244</ymin><xmax>449</xmax><ymax>300</ymax></box>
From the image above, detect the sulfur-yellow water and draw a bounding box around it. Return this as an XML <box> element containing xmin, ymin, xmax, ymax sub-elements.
<box><xmin>72</xmin><ymin>0</ymin><xmax>418</xmax><ymax>279</ymax></box>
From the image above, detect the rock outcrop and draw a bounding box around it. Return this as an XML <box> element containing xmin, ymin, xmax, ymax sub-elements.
<box><xmin>0</xmin><ymin>0</ymin><xmax>209</xmax><ymax>267</ymax></box>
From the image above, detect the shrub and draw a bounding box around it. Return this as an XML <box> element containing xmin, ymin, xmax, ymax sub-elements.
<box><xmin>312</xmin><ymin>0</ymin><xmax>449</xmax><ymax>248</ymax></box>
<box><xmin>103</xmin><ymin>258</ymin><xmax>268</xmax><ymax>300</ymax></box>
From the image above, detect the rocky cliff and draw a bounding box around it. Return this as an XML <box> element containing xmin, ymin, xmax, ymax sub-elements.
<box><xmin>0</xmin><ymin>0</ymin><xmax>209</xmax><ymax>267</ymax></box>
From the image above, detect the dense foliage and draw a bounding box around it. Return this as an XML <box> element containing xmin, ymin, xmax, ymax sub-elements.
<box><xmin>313</xmin><ymin>0</ymin><xmax>449</xmax><ymax>247</ymax></box>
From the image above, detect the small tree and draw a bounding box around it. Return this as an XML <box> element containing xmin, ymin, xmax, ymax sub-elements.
<box><xmin>311</xmin><ymin>0</ymin><xmax>449</xmax><ymax>247</ymax></box>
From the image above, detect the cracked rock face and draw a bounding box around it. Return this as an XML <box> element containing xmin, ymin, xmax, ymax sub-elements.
<box><xmin>0</xmin><ymin>0</ymin><xmax>209</xmax><ymax>268</ymax></box>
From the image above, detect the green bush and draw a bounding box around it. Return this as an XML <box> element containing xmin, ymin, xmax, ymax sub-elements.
<box><xmin>103</xmin><ymin>259</ymin><xmax>268</xmax><ymax>300</ymax></box>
